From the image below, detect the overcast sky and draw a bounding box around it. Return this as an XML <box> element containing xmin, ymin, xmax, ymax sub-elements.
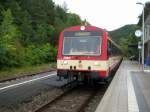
<box><xmin>53</xmin><ymin>0</ymin><xmax>150</xmax><ymax>31</ymax></box>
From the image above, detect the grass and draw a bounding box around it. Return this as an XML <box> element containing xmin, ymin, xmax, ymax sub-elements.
<box><xmin>0</xmin><ymin>63</ymin><xmax>56</xmax><ymax>80</ymax></box>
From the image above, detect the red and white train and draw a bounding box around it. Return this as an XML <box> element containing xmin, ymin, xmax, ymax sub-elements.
<box><xmin>57</xmin><ymin>26</ymin><xmax>122</xmax><ymax>83</ymax></box>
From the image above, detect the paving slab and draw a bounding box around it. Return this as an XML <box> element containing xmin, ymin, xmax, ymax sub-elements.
<box><xmin>95</xmin><ymin>61</ymin><xmax>150</xmax><ymax>112</ymax></box>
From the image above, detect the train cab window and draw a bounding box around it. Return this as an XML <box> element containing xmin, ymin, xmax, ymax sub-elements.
<box><xmin>63</xmin><ymin>31</ymin><xmax>102</xmax><ymax>56</ymax></box>
<box><xmin>63</xmin><ymin>37</ymin><xmax>101</xmax><ymax>56</ymax></box>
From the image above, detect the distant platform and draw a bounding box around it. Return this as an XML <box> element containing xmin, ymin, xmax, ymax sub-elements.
<box><xmin>95</xmin><ymin>61</ymin><xmax>150</xmax><ymax>112</ymax></box>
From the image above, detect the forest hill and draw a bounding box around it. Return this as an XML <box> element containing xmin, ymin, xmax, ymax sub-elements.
<box><xmin>0</xmin><ymin>0</ymin><xmax>86</xmax><ymax>69</ymax></box>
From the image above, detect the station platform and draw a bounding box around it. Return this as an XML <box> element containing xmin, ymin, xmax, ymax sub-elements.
<box><xmin>95</xmin><ymin>60</ymin><xmax>150</xmax><ymax>112</ymax></box>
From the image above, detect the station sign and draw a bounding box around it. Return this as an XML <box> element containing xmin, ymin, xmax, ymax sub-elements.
<box><xmin>64</xmin><ymin>31</ymin><xmax>103</xmax><ymax>37</ymax></box>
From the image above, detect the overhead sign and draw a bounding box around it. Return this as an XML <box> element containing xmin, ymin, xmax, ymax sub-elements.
<box><xmin>135</xmin><ymin>30</ymin><xmax>142</xmax><ymax>37</ymax></box>
<box><xmin>64</xmin><ymin>31</ymin><xmax>103</xmax><ymax>37</ymax></box>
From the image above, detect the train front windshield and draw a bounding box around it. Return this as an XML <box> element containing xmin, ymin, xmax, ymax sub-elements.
<box><xmin>63</xmin><ymin>31</ymin><xmax>102</xmax><ymax>56</ymax></box>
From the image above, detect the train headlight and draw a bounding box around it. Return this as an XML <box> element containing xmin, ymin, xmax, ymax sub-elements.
<box><xmin>63</xmin><ymin>60</ymin><xmax>68</xmax><ymax>65</ymax></box>
<box><xmin>80</xmin><ymin>26</ymin><xmax>85</xmax><ymax>30</ymax></box>
<box><xmin>94</xmin><ymin>61</ymin><xmax>100</xmax><ymax>66</ymax></box>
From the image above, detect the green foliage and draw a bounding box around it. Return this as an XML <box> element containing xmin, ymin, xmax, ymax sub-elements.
<box><xmin>0</xmin><ymin>63</ymin><xmax>56</xmax><ymax>79</ymax></box>
<box><xmin>110</xmin><ymin>24</ymin><xmax>140</xmax><ymax>59</ymax></box>
<box><xmin>0</xmin><ymin>9</ymin><xmax>22</xmax><ymax>68</ymax></box>
<box><xmin>19</xmin><ymin>10</ymin><xmax>35</xmax><ymax>46</ymax></box>
<box><xmin>24</xmin><ymin>44</ymin><xmax>56</xmax><ymax>65</ymax></box>
<box><xmin>66</xmin><ymin>13</ymin><xmax>82</xmax><ymax>26</ymax></box>
<box><xmin>109</xmin><ymin>25</ymin><xmax>138</xmax><ymax>43</ymax></box>
<box><xmin>0</xmin><ymin>0</ymin><xmax>84</xmax><ymax>70</ymax></box>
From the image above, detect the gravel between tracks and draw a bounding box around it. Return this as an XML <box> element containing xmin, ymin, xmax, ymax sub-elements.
<box><xmin>0</xmin><ymin>88</ymin><xmax>64</xmax><ymax>112</ymax></box>
<box><xmin>83</xmin><ymin>87</ymin><xmax>107</xmax><ymax>112</ymax></box>
<box><xmin>35</xmin><ymin>84</ymin><xmax>109</xmax><ymax>112</ymax></box>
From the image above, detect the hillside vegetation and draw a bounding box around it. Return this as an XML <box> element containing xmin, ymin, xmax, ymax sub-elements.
<box><xmin>109</xmin><ymin>25</ymin><xmax>138</xmax><ymax>42</ymax></box>
<box><xmin>0</xmin><ymin>0</ymin><xmax>84</xmax><ymax>70</ymax></box>
<box><xmin>109</xmin><ymin>25</ymin><xmax>140</xmax><ymax>59</ymax></box>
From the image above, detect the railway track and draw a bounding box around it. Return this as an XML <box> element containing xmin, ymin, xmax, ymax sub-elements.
<box><xmin>34</xmin><ymin>84</ymin><xmax>108</xmax><ymax>112</ymax></box>
<box><xmin>0</xmin><ymin>69</ymin><xmax>56</xmax><ymax>83</ymax></box>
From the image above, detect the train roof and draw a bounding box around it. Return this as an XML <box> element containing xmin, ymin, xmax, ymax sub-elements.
<box><xmin>60</xmin><ymin>25</ymin><xmax>122</xmax><ymax>53</ymax></box>
<box><xmin>62</xmin><ymin>26</ymin><xmax>107</xmax><ymax>32</ymax></box>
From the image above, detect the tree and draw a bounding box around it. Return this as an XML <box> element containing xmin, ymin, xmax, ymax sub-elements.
<box><xmin>0</xmin><ymin>0</ymin><xmax>85</xmax><ymax>69</ymax></box>
<box><xmin>62</xmin><ymin>1</ymin><xmax>68</xmax><ymax>12</ymax></box>
<box><xmin>0</xmin><ymin>9</ymin><xmax>22</xmax><ymax>68</ymax></box>
<box><xmin>120</xmin><ymin>33</ymin><xmax>139</xmax><ymax>58</ymax></box>
<box><xmin>19</xmin><ymin>10</ymin><xmax>35</xmax><ymax>46</ymax></box>
<box><xmin>55</xmin><ymin>5</ymin><xmax>67</xmax><ymax>23</ymax></box>
<box><xmin>66</xmin><ymin>13</ymin><xmax>82</xmax><ymax>26</ymax></box>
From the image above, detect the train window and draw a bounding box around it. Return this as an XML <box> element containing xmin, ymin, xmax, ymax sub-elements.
<box><xmin>111</xmin><ymin>43</ymin><xmax>121</xmax><ymax>56</ymax></box>
<box><xmin>107</xmin><ymin>39</ymin><xmax>122</xmax><ymax>56</ymax></box>
<box><xmin>63</xmin><ymin>36</ymin><xmax>102</xmax><ymax>56</ymax></box>
<box><xmin>107</xmin><ymin>40</ymin><xmax>112</xmax><ymax>56</ymax></box>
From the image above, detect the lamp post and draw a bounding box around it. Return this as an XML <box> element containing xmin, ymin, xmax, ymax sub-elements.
<box><xmin>136</xmin><ymin>2</ymin><xmax>145</xmax><ymax>68</ymax></box>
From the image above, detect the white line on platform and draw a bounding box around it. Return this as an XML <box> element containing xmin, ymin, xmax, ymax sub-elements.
<box><xmin>144</xmin><ymin>70</ymin><xmax>150</xmax><ymax>73</ymax></box>
<box><xmin>130</xmin><ymin>69</ymin><xmax>150</xmax><ymax>73</ymax></box>
<box><xmin>0</xmin><ymin>73</ymin><xmax>56</xmax><ymax>91</ymax></box>
<box><xmin>130</xmin><ymin>70</ymin><xmax>142</xmax><ymax>72</ymax></box>
<box><xmin>127</xmin><ymin>70</ymin><xmax>139</xmax><ymax>112</ymax></box>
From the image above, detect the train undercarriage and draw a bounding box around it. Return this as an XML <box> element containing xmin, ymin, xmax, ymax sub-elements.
<box><xmin>57</xmin><ymin>70</ymin><xmax>112</xmax><ymax>85</ymax></box>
